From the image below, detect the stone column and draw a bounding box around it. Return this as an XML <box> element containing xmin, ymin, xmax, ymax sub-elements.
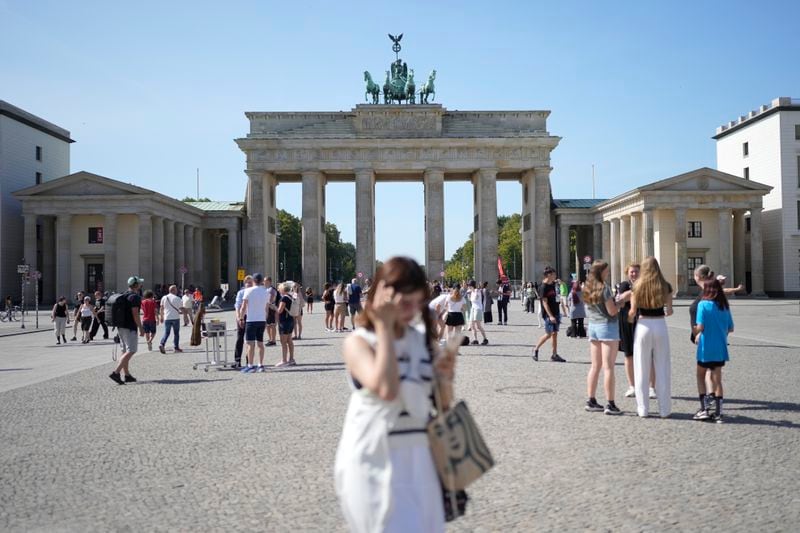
<box><xmin>302</xmin><ymin>170</ymin><xmax>326</xmax><ymax>291</ymax></box>
<box><xmin>184</xmin><ymin>224</ymin><xmax>193</xmax><ymax>285</ymax></box>
<box><xmin>151</xmin><ymin>216</ymin><xmax>164</xmax><ymax>288</ymax></box>
<box><xmin>593</xmin><ymin>223</ymin><xmax>602</xmax><ymax>263</ymax></box>
<box><xmin>620</xmin><ymin>215</ymin><xmax>631</xmax><ymax>282</ymax></box>
<box><xmin>137</xmin><ymin>214</ymin><xmax>152</xmax><ymax>288</ymax></box>
<box><xmin>602</xmin><ymin>221</ymin><xmax>611</xmax><ymax>262</ymax></box>
<box><xmin>42</xmin><ymin>217</ymin><xmax>56</xmax><ymax>302</ymax></box>
<box><xmin>733</xmin><ymin>210</ymin><xmax>747</xmax><ymax>289</ymax></box>
<box><xmin>674</xmin><ymin>207</ymin><xmax>688</xmax><ymax>296</ymax></box>
<box><xmin>424</xmin><ymin>168</ymin><xmax>445</xmax><ymax>280</ymax></box>
<box><xmin>212</xmin><ymin>231</ymin><xmax>222</xmax><ymax>290</ymax></box>
<box><xmin>641</xmin><ymin>208</ymin><xmax>655</xmax><ymax>257</ymax></box>
<box><xmin>163</xmin><ymin>219</ymin><xmax>175</xmax><ymax>286</ymax></box>
<box><xmin>194</xmin><ymin>226</ymin><xmax>204</xmax><ymax>289</ymax></box>
<box><xmin>749</xmin><ymin>207</ymin><xmax>765</xmax><ymax>296</ymax></box>
<box><xmin>520</xmin><ymin>170</ymin><xmax>537</xmax><ymax>282</ymax></box>
<box><xmin>22</xmin><ymin>213</ymin><xmax>38</xmax><ymax>303</ymax></box>
<box><xmin>718</xmin><ymin>209</ymin><xmax>732</xmax><ymax>282</ymax></box>
<box><xmin>558</xmin><ymin>220</ymin><xmax>570</xmax><ymax>280</ymax></box>
<box><xmin>473</xmin><ymin>168</ymin><xmax>498</xmax><ymax>282</ymax></box>
<box><xmin>104</xmin><ymin>213</ymin><xmax>118</xmax><ymax>292</ymax></box>
<box><xmin>56</xmin><ymin>214</ymin><xmax>72</xmax><ymax>300</ymax></box>
<box><xmin>630</xmin><ymin>212</ymin><xmax>640</xmax><ymax>264</ymax></box>
<box><xmin>534</xmin><ymin>167</ymin><xmax>553</xmax><ymax>274</ymax></box>
<box><xmin>227</xmin><ymin>225</ymin><xmax>239</xmax><ymax>293</ymax></box>
<box><xmin>246</xmin><ymin>170</ymin><xmax>265</xmax><ymax>272</ymax></box>
<box><xmin>262</xmin><ymin>172</ymin><xmax>278</xmax><ymax>277</ymax></box>
<box><xmin>355</xmin><ymin>168</ymin><xmax>377</xmax><ymax>279</ymax></box>
<box><xmin>609</xmin><ymin>218</ymin><xmax>620</xmax><ymax>286</ymax></box>
<box><xmin>174</xmin><ymin>222</ymin><xmax>185</xmax><ymax>287</ymax></box>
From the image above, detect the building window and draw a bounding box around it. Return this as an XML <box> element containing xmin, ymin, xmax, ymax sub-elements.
<box><xmin>743</xmin><ymin>142</ymin><xmax>749</xmax><ymax>156</ymax></box>
<box><xmin>687</xmin><ymin>221</ymin><xmax>702</xmax><ymax>238</ymax></box>
<box><xmin>796</xmin><ymin>124</ymin><xmax>800</xmax><ymax>140</ymax></box>
<box><xmin>744</xmin><ymin>167</ymin><xmax>750</xmax><ymax>180</ymax></box>
<box><xmin>35</xmin><ymin>172</ymin><xmax>42</xmax><ymax>184</ymax></box>
<box><xmin>688</xmin><ymin>257</ymin><xmax>704</xmax><ymax>286</ymax></box>
<box><xmin>35</xmin><ymin>146</ymin><xmax>42</xmax><ymax>161</ymax></box>
<box><xmin>88</xmin><ymin>227</ymin><xmax>104</xmax><ymax>244</ymax></box>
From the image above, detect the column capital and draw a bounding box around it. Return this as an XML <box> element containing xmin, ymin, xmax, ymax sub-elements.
<box><xmin>424</xmin><ymin>167</ymin><xmax>445</xmax><ymax>178</ymax></box>
<box><xmin>476</xmin><ymin>167</ymin><xmax>498</xmax><ymax>176</ymax></box>
<box><xmin>354</xmin><ymin>167</ymin><xmax>375</xmax><ymax>176</ymax></box>
<box><xmin>534</xmin><ymin>166</ymin><xmax>552</xmax><ymax>178</ymax></box>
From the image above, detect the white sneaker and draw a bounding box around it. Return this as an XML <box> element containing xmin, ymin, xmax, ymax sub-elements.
<box><xmin>624</xmin><ymin>386</ymin><xmax>635</xmax><ymax>398</ymax></box>
<box><xmin>649</xmin><ymin>387</ymin><xmax>657</xmax><ymax>399</ymax></box>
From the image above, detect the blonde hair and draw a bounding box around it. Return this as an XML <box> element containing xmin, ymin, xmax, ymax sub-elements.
<box><xmin>633</xmin><ymin>256</ymin><xmax>672</xmax><ymax>309</ymax></box>
<box><xmin>583</xmin><ymin>260</ymin><xmax>608</xmax><ymax>305</ymax></box>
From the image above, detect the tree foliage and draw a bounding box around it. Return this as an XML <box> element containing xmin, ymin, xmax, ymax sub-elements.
<box><xmin>325</xmin><ymin>222</ymin><xmax>356</xmax><ymax>284</ymax></box>
<box><xmin>181</xmin><ymin>197</ymin><xmax>212</xmax><ymax>202</ymax></box>
<box><xmin>445</xmin><ymin>213</ymin><xmax>523</xmax><ymax>283</ymax></box>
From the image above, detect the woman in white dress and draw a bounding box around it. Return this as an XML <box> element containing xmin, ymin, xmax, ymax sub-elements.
<box><xmin>335</xmin><ymin>257</ymin><xmax>456</xmax><ymax>533</ymax></box>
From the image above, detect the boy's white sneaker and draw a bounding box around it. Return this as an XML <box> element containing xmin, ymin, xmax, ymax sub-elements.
<box><xmin>624</xmin><ymin>386</ymin><xmax>636</xmax><ymax>398</ymax></box>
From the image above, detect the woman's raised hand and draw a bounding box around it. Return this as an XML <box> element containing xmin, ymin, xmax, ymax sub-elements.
<box><xmin>370</xmin><ymin>281</ymin><xmax>402</xmax><ymax>327</ymax></box>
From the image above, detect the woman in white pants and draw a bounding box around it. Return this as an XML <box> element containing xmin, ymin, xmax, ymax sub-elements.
<box><xmin>628</xmin><ymin>256</ymin><xmax>673</xmax><ymax>418</ymax></box>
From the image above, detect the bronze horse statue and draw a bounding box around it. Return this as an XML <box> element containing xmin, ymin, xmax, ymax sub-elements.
<box><xmin>419</xmin><ymin>69</ymin><xmax>436</xmax><ymax>104</ymax></box>
<box><xmin>364</xmin><ymin>71</ymin><xmax>380</xmax><ymax>104</ymax></box>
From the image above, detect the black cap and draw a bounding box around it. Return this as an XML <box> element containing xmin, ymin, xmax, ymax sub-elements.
<box><xmin>253</xmin><ymin>273</ymin><xmax>264</xmax><ymax>283</ymax></box>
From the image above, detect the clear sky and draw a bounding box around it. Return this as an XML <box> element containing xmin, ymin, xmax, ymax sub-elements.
<box><xmin>2</xmin><ymin>0</ymin><xmax>799</xmax><ymax>263</ymax></box>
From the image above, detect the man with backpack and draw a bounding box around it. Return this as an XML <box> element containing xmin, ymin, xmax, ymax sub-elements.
<box><xmin>346</xmin><ymin>278</ymin><xmax>363</xmax><ymax>330</ymax></box>
<box><xmin>109</xmin><ymin>276</ymin><xmax>145</xmax><ymax>385</ymax></box>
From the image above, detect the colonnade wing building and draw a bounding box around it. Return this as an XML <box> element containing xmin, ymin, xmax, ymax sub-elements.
<box><xmin>236</xmin><ymin>104</ymin><xmax>561</xmax><ymax>292</ymax></box>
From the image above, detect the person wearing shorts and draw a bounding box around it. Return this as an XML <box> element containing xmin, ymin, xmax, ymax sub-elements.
<box><xmin>275</xmin><ymin>283</ymin><xmax>296</xmax><ymax>367</ymax></box>
<box><xmin>240</xmin><ymin>273</ymin><xmax>269</xmax><ymax>373</ymax></box>
<box><xmin>466</xmin><ymin>280</ymin><xmax>488</xmax><ymax>345</ymax></box>
<box><xmin>322</xmin><ymin>283</ymin><xmax>335</xmax><ymax>331</ymax></box>
<box><xmin>533</xmin><ymin>267</ymin><xmax>566</xmax><ymax>362</ymax></box>
<box><xmin>140</xmin><ymin>289</ymin><xmax>157</xmax><ymax>351</ymax></box>
<box><xmin>109</xmin><ymin>277</ymin><xmax>144</xmax><ymax>385</ymax></box>
<box><xmin>444</xmin><ymin>284</ymin><xmax>466</xmax><ymax>341</ymax></box>
<box><xmin>583</xmin><ymin>260</ymin><xmax>623</xmax><ymax>415</ymax></box>
<box><xmin>264</xmin><ymin>277</ymin><xmax>278</xmax><ymax>346</ymax></box>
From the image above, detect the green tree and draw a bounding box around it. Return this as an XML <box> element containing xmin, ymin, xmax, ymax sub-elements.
<box><xmin>497</xmin><ymin>214</ymin><xmax>522</xmax><ymax>281</ymax></box>
<box><xmin>277</xmin><ymin>210</ymin><xmax>302</xmax><ymax>281</ymax></box>
<box><xmin>444</xmin><ymin>236</ymin><xmax>474</xmax><ymax>283</ymax></box>
<box><xmin>181</xmin><ymin>197</ymin><xmax>212</xmax><ymax>202</ymax></box>
<box><xmin>325</xmin><ymin>222</ymin><xmax>356</xmax><ymax>284</ymax></box>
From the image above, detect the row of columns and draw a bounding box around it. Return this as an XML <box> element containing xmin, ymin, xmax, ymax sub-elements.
<box><xmin>23</xmin><ymin>212</ymin><xmax>240</xmax><ymax>302</ymax></box>
<box><xmin>247</xmin><ymin>167</ymin><xmax>537</xmax><ymax>290</ymax></box>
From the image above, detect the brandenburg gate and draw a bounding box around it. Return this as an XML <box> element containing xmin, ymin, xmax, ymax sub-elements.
<box><xmin>236</xmin><ymin>37</ymin><xmax>560</xmax><ymax>291</ymax></box>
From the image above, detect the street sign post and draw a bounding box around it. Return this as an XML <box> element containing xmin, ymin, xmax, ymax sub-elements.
<box><xmin>31</xmin><ymin>271</ymin><xmax>41</xmax><ymax>329</ymax></box>
<box><xmin>357</xmin><ymin>272</ymin><xmax>363</xmax><ymax>279</ymax></box>
<box><xmin>179</xmin><ymin>266</ymin><xmax>188</xmax><ymax>289</ymax></box>
<box><xmin>582</xmin><ymin>255</ymin><xmax>592</xmax><ymax>264</ymax></box>
<box><xmin>439</xmin><ymin>271</ymin><xmax>445</xmax><ymax>278</ymax></box>
<box><xmin>237</xmin><ymin>268</ymin><xmax>245</xmax><ymax>281</ymax></box>
<box><xmin>17</xmin><ymin>264</ymin><xmax>28</xmax><ymax>329</ymax></box>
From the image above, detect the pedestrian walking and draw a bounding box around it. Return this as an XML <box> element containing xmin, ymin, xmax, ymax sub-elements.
<box><xmin>51</xmin><ymin>296</ymin><xmax>69</xmax><ymax>345</ymax></box>
<box><xmin>466</xmin><ymin>280</ymin><xmax>488</xmax><ymax>345</ymax></box>
<box><xmin>428</xmin><ymin>284</ymin><xmax>448</xmax><ymax>341</ymax></box>
<box><xmin>532</xmin><ymin>267</ymin><xmax>566</xmax><ymax>362</ymax></box>
<box><xmin>629</xmin><ymin>256</ymin><xmax>673</xmax><ymax>418</ymax></box>
<box><xmin>347</xmin><ymin>278</ymin><xmax>364</xmax><ymax>330</ymax></box>
<box><xmin>233</xmin><ymin>275</ymin><xmax>254</xmax><ymax>368</ymax></box>
<box><xmin>322</xmin><ymin>282</ymin><xmax>335</xmax><ymax>331</ymax></box>
<box><xmin>108</xmin><ymin>276</ymin><xmax>145</xmax><ymax>385</ymax></box>
<box><xmin>481</xmin><ymin>281</ymin><xmax>494</xmax><ymax>324</ymax></box>
<box><xmin>692</xmin><ymin>277</ymin><xmax>734</xmax><ymax>423</ymax></box>
<box><xmin>275</xmin><ymin>282</ymin><xmax>296</xmax><ymax>367</ymax></box>
<box><xmin>89</xmin><ymin>290</ymin><xmax>109</xmax><ymax>340</ymax></box>
<box><xmin>566</xmin><ymin>281</ymin><xmax>586</xmax><ymax>338</ymax></box>
<box><xmin>141</xmin><ymin>289</ymin><xmax>157</xmax><ymax>351</ymax></box>
<box><xmin>583</xmin><ymin>261</ymin><xmax>622</xmax><ymax>415</ymax></box>
<box><xmin>290</xmin><ymin>283</ymin><xmax>303</xmax><ymax>340</ymax></box>
<box><xmin>240</xmin><ymin>273</ymin><xmax>269</xmax><ymax>373</ymax></box>
<box><xmin>335</xmin><ymin>256</ymin><xmax>456</xmax><ymax>532</ymax></box>
<box><xmin>265</xmin><ymin>277</ymin><xmax>278</xmax><ymax>346</ymax></box>
<box><xmin>181</xmin><ymin>289</ymin><xmax>193</xmax><ymax>326</ymax></box>
<box><xmin>78</xmin><ymin>296</ymin><xmax>96</xmax><ymax>344</ymax></box>
<box><xmin>158</xmin><ymin>285</ymin><xmax>183</xmax><ymax>354</ymax></box>
<box><xmin>559</xmin><ymin>278</ymin><xmax>570</xmax><ymax>319</ymax></box>
<box><xmin>444</xmin><ymin>283</ymin><xmax>466</xmax><ymax>340</ymax></box>
<box><xmin>532</xmin><ymin>281</ymin><xmax>542</xmax><ymax>328</ymax></box>
<box><xmin>524</xmin><ymin>282</ymin><xmax>535</xmax><ymax>313</ymax></box>
<box><xmin>70</xmin><ymin>291</ymin><xmax>85</xmax><ymax>341</ymax></box>
<box><xmin>334</xmin><ymin>281</ymin><xmax>349</xmax><ymax>332</ymax></box>
<box><xmin>305</xmin><ymin>286</ymin><xmax>314</xmax><ymax>313</ymax></box>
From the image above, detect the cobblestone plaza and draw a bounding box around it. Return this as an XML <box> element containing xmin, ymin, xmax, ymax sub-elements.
<box><xmin>1</xmin><ymin>300</ymin><xmax>798</xmax><ymax>531</ymax></box>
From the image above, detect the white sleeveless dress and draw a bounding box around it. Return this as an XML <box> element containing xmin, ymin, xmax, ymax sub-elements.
<box><xmin>334</xmin><ymin>326</ymin><xmax>444</xmax><ymax>533</ymax></box>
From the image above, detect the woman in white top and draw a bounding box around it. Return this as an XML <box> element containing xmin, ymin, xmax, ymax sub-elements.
<box><xmin>333</xmin><ymin>281</ymin><xmax>349</xmax><ymax>332</ymax></box>
<box><xmin>336</xmin><ymin>256</ymin><xmax>456</xmax><ymax>533</ymax></box>
<box><xmin>443</xmin><ymin>284</ymin><xmax>466</xmax><ymax>339</ymax></box>
<box><xmin>79</xmin><ymin>296</ymin><xmax>97</xmax><ymax>344</ymax></box>
<box><xmin>466</xmin><ymin>280</ymin><xmax>488</xmax><ymax>345</ymax></box>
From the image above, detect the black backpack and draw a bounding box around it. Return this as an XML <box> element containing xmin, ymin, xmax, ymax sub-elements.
<box><xmin>106</xmin><ymin>292</ymin><xmax>130</xmax><ymax>328</ymax></box>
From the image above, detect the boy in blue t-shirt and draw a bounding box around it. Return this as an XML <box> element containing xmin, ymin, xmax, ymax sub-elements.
<box><xmin>692</xmin><ymin>279</ymin><xmax>734</xmax><ymax>423</ymax></box>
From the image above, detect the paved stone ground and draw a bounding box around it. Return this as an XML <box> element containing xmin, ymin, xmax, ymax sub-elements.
<box><xmin>0</xmin><ymin>300</ymin><xmax>798</xmax><ymax>531</ymax></box>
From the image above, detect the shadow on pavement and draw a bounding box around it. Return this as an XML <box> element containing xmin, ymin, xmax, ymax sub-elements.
<box><xmin>0</xmin><ymin>368</ymin><xmax>33</xmax><ymax>372</ymax></box>
<box><xmin>147</xmin><ymin>378</ymin><xmax>232</xmax><ymax>385</ymax></box>
<box><xmin>672</xmin><ymin>396</ymin><xmax>800</xmax><ymax>429</ymax></box>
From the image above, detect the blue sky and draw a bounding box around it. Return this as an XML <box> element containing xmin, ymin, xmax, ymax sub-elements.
<box><xmin>2</xmin><ymin>0</ymin><xmax>799</xmax><ymax>262</ymax></box>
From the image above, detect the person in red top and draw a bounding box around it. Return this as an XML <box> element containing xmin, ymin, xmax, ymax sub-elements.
<box><xmin>141</xmin><ymin>289</ymin><xmax>158</xmax><ymax>351</ymax></box>
<box><xmin>193</xmin><ymin>288</ymin><xmax>203</xmax><ymax>310</ymax></box>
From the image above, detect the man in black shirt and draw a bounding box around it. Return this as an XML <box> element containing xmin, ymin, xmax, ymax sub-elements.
<box><xmin>89</xmin><ymin>290</ymin><xmax>109</xmax><ymax>340</ymax></box>
<box><xmin>497</xmin><ymin>278</ymin><xmax>511</xmax><ymax>325</ymax></box>
<box><xmin>532</xmin><ymin>267</ymin><xmax>566</xmax><ymax>362</ymax></box>
<box><xmin>109</xmin><ymin>276</ymin><xmax>144</xmax><ymax>385</ymax></box>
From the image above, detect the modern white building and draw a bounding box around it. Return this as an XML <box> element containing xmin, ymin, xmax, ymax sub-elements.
<box><xmin>0</xmin><ymin>100</ymin><xmax>73</xmax><ymax>303</ymax></box>
<box><xmin>715</xmin><ymin>96</ymin><xmax>800</xmax><ymax>297</ymax></box>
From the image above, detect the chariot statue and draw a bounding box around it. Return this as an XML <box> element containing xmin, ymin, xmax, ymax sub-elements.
<box><xmin>361</xmin><ymin>33</ymin><xmax>436</xmax><ymax>105</ymax></box>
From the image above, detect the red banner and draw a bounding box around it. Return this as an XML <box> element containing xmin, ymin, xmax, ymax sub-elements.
<box><xmin>497</xmin><ymin>257</ymin><xmax>506</xmax><ymax>278</ymax></box>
